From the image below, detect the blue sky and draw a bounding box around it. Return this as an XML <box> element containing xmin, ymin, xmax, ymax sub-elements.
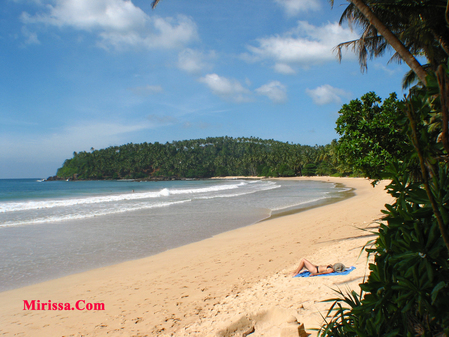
<box><xmin>0</xmin><ymin>0</ymin><xmax>411</xmax><ymax>178</ymax></box>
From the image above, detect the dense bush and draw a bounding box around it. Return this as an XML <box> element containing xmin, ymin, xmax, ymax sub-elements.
<box><xmin>319</xmin><ymin>70</ymin><xmax>449</xmax><ymax>336</ymax></box>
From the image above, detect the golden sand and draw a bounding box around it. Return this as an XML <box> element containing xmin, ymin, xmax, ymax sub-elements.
<box><xmin>0</xmin><ymin>177</ymin><xmax>393</xmax><ymax>336</ymax></box>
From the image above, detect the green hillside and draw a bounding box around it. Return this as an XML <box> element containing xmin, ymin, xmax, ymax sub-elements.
<box><xmin>55</xmin><ymin>136</ymin><xmax>346</xmax><ymax>180</ymax></box>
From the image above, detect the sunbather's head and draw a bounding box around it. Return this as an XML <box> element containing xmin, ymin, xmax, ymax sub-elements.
<box><xmin>333</xmin><ymin>263</ymin><xmax>345</xmax><ymax>272</ymax></box>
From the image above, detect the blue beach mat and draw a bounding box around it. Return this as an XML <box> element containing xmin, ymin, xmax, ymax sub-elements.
<box><xmin>294</xmin><ymin>266</ymin><xmax>356</xmax><ymax>278</ymax></box>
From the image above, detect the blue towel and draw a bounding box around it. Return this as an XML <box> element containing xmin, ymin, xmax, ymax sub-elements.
<box><xmin>294</xmin><ymin>266</ymin><xmax>356</xmax><ymax>278</ymax></box>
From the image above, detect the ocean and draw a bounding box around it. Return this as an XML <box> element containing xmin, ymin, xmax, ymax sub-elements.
<box><xmin>0</xmin><ymin>178</ymin><xmax>352</xmax><ymax>291</ymax></box>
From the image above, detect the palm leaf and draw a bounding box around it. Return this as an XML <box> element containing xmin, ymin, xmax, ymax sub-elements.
<box><xmin>151</xmin><ymin>0</ymin><xmax>162</xmax><ymax>9</ymax></box>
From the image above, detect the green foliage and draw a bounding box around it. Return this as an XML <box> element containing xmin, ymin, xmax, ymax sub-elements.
<box><xmin>319</xmin><ymin>71</ymin><xmax>449</xmax><ymax>336</ymax></box>
<box><xmin>302</xmin><ymin>163</ymin><xmax>317</xmax><ymax>176</ymax></box>
<box><xmin>335</xmin><ymin>92</ymin><xmax>407</xmax><ymax>180</ymax></box>
<box><xmin>319</xmin><ymin>288</ymin><xmax>364</xmax><ymax>337</ymax></box>
<box><xmin>319</xmin><ymin>163</ymin><xmax>449</xmax><ymax>336</ymax></box>
<box><xmin>318</xmin><ymin>0</ymin><xmax>449</xmax><ymax>331</ymax></box>
<box><xmin>55</xmin><ymin>136</ymin><xmax>349</xmax><ymax>180</ymax></box>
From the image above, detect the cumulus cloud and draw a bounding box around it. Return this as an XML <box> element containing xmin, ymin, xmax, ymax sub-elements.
<box><xmin>21</xmin><ymin>0</ymin><xmax>147</xmax><ymax>31</ymax></box>
<box><xmin>177</xmin><ymin>48</ymin><xmax>215</xmax><ymax>74</ymax></box>
<box><xmin>21</xmin><ymin>0</ymin><xmax>198</xmax><ymax>50</ymax></box>
<box><xmin>306</xmin><ymin>84</ymin><xmax>351</xmax><ymax>105</ymax></box>
<box><xmin>198</xmin><ymin>73</ymin><xmax>252</xmax><ymax>103</ymax></box>
<box><xmin>255</xmin><ymin>81</ymin><xmax>287</xmax><ymax>103</ymax></box>
<box><xmin>245</xmin><ymin>21</ymin><xmax>358</xmax><ymax>68</ymax></box>
<box><xmin>198</xmin><ymin>74</ymin><xmax>287</xmax><ymax>104</ymax></box>
<box><xmin>273</xmin><ymin>0</ymin><xmax>321</xmax><ymax>16</ymax></box>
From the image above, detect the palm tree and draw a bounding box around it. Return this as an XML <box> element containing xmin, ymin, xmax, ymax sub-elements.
<box><xmin>330</xmin><ymin>0</ymin><xmax>429</xmax><ymax>85</ymax></box>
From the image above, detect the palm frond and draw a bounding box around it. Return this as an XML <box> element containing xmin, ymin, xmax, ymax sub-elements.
<box><xmin>334</xmin><ymin>34</ymin><xmax>388</xmax><ymax>71</ymax></box>
<box><xmin>334</xmin><ymin>0</ymin><xmax>449</xmax><ymax>72</ymax></box>
<box><xmin>401</xmin><ymin>64</ymin><xmax>433</xmax><ymax>89</ymax></box>
<box><xmin>151</xmin><ymin>0</ymin><xmax>162</xmax><ymax>9</ymax></box>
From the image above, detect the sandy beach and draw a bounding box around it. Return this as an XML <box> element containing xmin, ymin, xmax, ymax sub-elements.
<box><xmin>0</xmin><ymin>177</ymin><xmax>393</xmax><ymax>337</ymax></box>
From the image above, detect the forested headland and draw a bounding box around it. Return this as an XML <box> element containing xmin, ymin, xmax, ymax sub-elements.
<box><xmin>54</xmin><ymin>89</ymin><xmax>405</xmax><ymax>182</ymax></box>
<box><xmin>54</xmin><ymin>136</ymin><xmax>350</xmax><ymax>180</ymax></box>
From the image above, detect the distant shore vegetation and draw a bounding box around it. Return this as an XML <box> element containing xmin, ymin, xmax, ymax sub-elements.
<box><xmin>55</xmin><ymin>136</ymin><xmax>358</xmax><ymax>180</ymax></box>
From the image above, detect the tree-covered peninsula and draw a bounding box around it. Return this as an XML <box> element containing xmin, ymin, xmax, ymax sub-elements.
<box><xmin>54</xmin><ymin>136</ymin><xmax>346</xmax><ymax>180</ymax></box>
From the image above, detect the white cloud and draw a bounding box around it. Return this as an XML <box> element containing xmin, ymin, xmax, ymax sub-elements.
<box><xmin>198</xmin><ymin>73</ymin><xmax>252</xmax><ymax>103</ymax></box>
<box><xmin>306</xmin><ymin>84</ymin><xmax>351</xmax><ymax>105</ymax></box>
<box><xmin>199</xmin><ymin>75</ymin><xmax>287</xmax><ymax>104</ymax></box>
<box><xmin>373</xmin><ymin>63</ymin><xmax>397</xmax><ymax>76</ymax></box>
<box><xmin>21</xmin><ymin>26</ymin><xmax>40</xmax><ymax>45</ymax></box>
<box><xmin>21</xmin><ymin>0</ymin><xmax>198</xmax><ymax>50</ymax></box>
<box><xmin>245</xmin><ymin>21</ymin><xmax>358</xmax><ymax>68</ymax></box>
<box><xmin>177</xmin><ymin>48</ymin><xmax>215</xmax><ymax>74</ymax></box>
<box><xmin>21</xmin><ymin>0</ymin><xmax>146</xmax><ymax>31</ymax></box>
<box><xmin>274</xmin><ymin>0</ymin><xmax>321</xmax><ymax>16</ymax></box>
<box><xmin>255</xmin><ymin>81</ymin><xmax>287</xmax><ymax>103</ymax></box>
<box><xmin>273</xmin><ymin>63</ymin><xmax>296</xmax><ymax>74</ymax></box>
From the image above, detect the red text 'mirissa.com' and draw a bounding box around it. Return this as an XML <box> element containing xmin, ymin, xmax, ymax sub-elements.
<box><xmin>23</xmin><ymin>300</ymin><xmax>105</xmax><ymax>311</ymax></box>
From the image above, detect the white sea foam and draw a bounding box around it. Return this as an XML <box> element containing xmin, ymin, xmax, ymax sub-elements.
<box><xmin>0</xmin><ymin>199</ymin><xmax>192</xmax><ymax>227</ymax></box>
<box><xmin>0</xmin><ymin>181</ymin><xmax>251</xmax><ymax>213</ymax></box>
<box><xmin>0</xmin><ymin>190</ymin><xmax>163</xmax><ymax>213</ymax></box>
<box><xmin>0</xmin><ymin>180</ymin><xmax>274</xmax><ymax>227</ymax></box>
<box><xmin>159</xmin><ymin>188</ymin><xmax>170</xmax><ymax>196</ymax></box>
<box><xmin>167</xmin><ymin>181</ymin><xmax>246</xmax><ymax>195</ymax></box>
<box><xmin>0</xmin><ymin>179</ymin><xmax>343</xmax><ymax>228</ymax></box>
<box><xmin>270</xmin><ymin>196</ymin><xmax>330</xmax><ymax>212</ymax></box>
<box><xmin>195</xmin><ymin>182</ymin><xmax>280</xmax><ymax>200</ymax></box>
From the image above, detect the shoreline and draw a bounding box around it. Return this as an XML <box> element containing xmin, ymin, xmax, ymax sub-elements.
<box><xmin>0</xmin><ymin>177</ymin><xmax>393</xmax><ymax>336</ymax></box>
<box><xmin>0</xmin><ymin>178</ymin><xmax>345</xmax><ymax>293</ymax></box>
<box><xmin>265</xmin><ymin>181</ymin><xmax>355</xmax><ymax>221</ymax></box>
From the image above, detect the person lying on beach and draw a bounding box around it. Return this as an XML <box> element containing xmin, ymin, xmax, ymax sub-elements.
<box><xmin>292</xmin><ymin>258</ymin><xmax>345</xmax><ymax>277</ymax></box>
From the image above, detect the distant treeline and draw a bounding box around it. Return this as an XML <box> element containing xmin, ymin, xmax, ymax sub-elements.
<box><xmin>56</xmin><ymin>136</ymin><xmax>353</xmax><ymax>180</ymax></box>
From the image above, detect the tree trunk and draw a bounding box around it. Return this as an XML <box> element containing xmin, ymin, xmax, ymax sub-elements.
<box><xmin>437</xmin><ymin>65</ymin><xmax>449</xmax><ymax>154</ymax></box>
<box><xmin>446</xmin><ymin>0</ymin><xmax>449</xmax><ymax>26</ymax></box>
<box><xmin>350</xmin><ymin>0</ymin><xmax>428</xmax><ymax>85</ymax></box>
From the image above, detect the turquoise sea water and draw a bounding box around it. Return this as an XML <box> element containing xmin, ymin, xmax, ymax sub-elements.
<box><xmin>0</xmin><ymin>178</ymin><xmax>351</xmax><ymax>291</ymax></box>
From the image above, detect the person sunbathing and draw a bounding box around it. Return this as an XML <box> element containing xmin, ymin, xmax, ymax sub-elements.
<box><xmin>293</xmin><ymin>258</ymin><xmax>345</xmax><ymax>276</ymax></box>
